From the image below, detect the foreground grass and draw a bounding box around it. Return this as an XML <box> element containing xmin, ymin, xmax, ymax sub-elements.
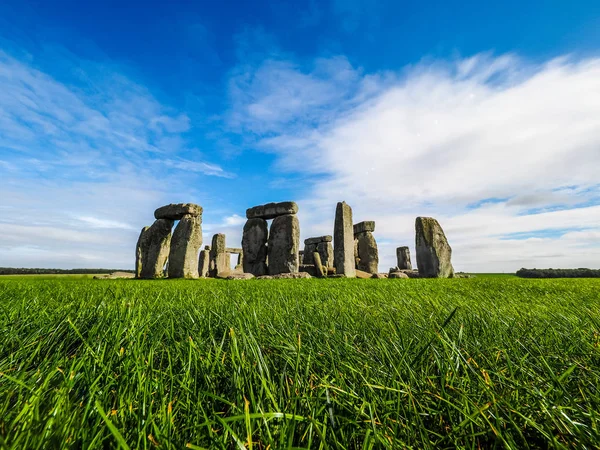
<box><xmin>0</xmin><ymin>277</ymin><xmax>599</xmax><ymax>449</ymax></box>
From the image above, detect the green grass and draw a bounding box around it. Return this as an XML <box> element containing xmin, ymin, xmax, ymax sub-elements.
<box><xmin>1</xmin><ymin>277</ymin><xmax>599</xmax><ymax>449</ymax></box>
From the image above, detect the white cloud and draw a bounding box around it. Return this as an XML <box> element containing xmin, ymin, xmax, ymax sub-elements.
<box><xmin>229</xmin><ymin>52</ymin><xmax>600</xmax><ymax>272</ymax></box>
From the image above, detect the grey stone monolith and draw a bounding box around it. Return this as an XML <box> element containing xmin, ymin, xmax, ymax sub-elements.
<box><xmin>135</xmin><ymin>226</ymin><xmax>150</xmax><ymax>278</ymax></box>
<box><xmin>396</xmin><ymin>246</ymin><xmax>412</xmax><ymax>270</ymax></box>
<box><xmin>168</xmin><ymin>214</ymin><xmax>202</xmax><ymax>278</ymax></box>
<box><xmin>267</xmin><ymin>214</ymin><xmax>300</xmax><ymax>275</ymax></box>
<box><xmin>155</xmin><ymin>203</ymin><xmax>203</xmax><ymax>220</ymax></box>
<box><xmin>246</xmin><ymin>201</ymin><xmax>298</xmax><ymax>220</ymax></box>
<box><xmin>198</xmin><ymin>249</ymin><xmax>210</xmax><ymax>277</ymax></box>
<box><xmin>356</xmin><ymin>231</ymin><xmax>379</xmax><ymax>274</ymax></box>
<box><xmin>137</xmin><ymin>219</ymin><xmax>174</xmax><ymax>279</ymax></box>
<box><xmin>209</xmin><ymin>233</ymin><xmax>229</xmax><ymax>277</ymax></box>
<box><xmin>317</xmin><ymin>241</ymin><xmax>334</xmax><ymax>269</ymax></box>
<box><xmin>415</xmin><ymin>217</ymin><xmax>454</xmax><ymax>278</ymax></box>
<box><xmin>242</xmin><ymin>218</ymin><xmax>268</xmax><ymax>276</ymax></box>
<box><xmin>334</xmin><ymin>201</ymin><xmax>356</xmax><ymax>277</ymax></box>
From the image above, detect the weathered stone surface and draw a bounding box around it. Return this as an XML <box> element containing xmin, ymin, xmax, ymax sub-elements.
<box><xmin>168</xmin><ymin>214</ymin><xmax>202</xmax><ymax>278</ymax></box>
<box><xmin>355</xmin><ymin>269</ymin><xmax>372</xmax><ymax>279</ymax></box>
<box><xmin>313</xmin><ymin>252</ymin><xmax>326</xmax><ymax>278</ymax></box>
<box><xmin>304</xmin><ymin>235</ymin><xmax>332</xmax><ymax>245</ymax></box>
<box><xmin>234</xmin><ymin>253</ymin><xmax>243</xmax><ymax>271</ymax></box>
<box><xmin>399</xmin><ymin>269</ymin><xmax>421</xmax><ymax>278</ymax></box>
<box><xmin>135</xmin><ymin>226</ymin><xmax>149</xmax><ymax>278</ymax></box>
<box><xmin>299</xmin><ymin>264</ymin><xmax>318</xmax><ymax>277</ymax></box>
<box><xmin>353</xmin><ymin>221</ymin><xmax>375</xmax><ymax>235</ymax></box>
<box><xmin>242</xmin><ymin>218</ymin><xmax>268</xmax><ymax>276</ymax></box>
<box><xmin>226</xmin><ymin>247</ymin><xmax>242</xmax><ymax>254</ymax></box>
<box><xmin>246</xmin><ymin>201</ymin><xmax>298</xmax><ymax>220</ymax></box>
<box><xmin>209</xmin><ymin>234</ymin><xmax>230</xmax><ymax>277</ymax></box>
<box><xmin>326</xmin><ymin>267</ymin><xmax>337</xmax><ymax>276</ymax></box>
<box><xmin>226</xmin><ymin>272</ymin><xmax>254</xmax><ymax>280</ymax></box>
<box><xmin>271</xmin><ymin>272</ymin><xmax>311</xmax><ymax>279</ymax></box>
<box><xmin>198</xmin><ymin>249</ymin><xmax>210</xmax><ymax>277</ymax></box>
<box><xmin>415</xmin><ymin>217</ymin><xmax>454</xmax><ymax>278</ymax></box>
<box><xmin>204</xmin><ymin>245</ymin><xmax>211</xmax><ymax>250</ymax></box>
<box><xmin>154</xmin><ymin>203</ymin><xmax>203</xmax><ymax>220</ymax></box>
<box><xmin>302</xmin><ymin>243</ymin><xmax>317</xmax><ymax>265</ymax></box>
<box><xmin>356</xmin><ymin>231</ymin><xmax>379</xmax><ymax>274</ymax></box>
<box><xmin>215</xmin><ymin>270</ymin><xmax>231</xmax><ymax>279</ymax></box>
<box><xmin>256</xmin><ymin>275</ymin><xmax>274</xmax><ymax>280</ymax></box>
<box><xmin>137</xmin><ymin>219</ymin><xmax>173</xmax><ymax>279</ymax></box>
<box><xmin>396</xmin><ymin>246</ymin><xmax>412</xmax><ymax>270</ymax></box>
<box><xmin>268</xmin><ymin>214</ymin><xmax>300</xmax><ymax>275</ymax></box>
<box><xmin>334</xmin><ymin>201</ymin><xmax>356</xmax><ymax>277</ymax></box>
<box><xmin>389</xmin><ymin>271</ymin><xmax>409</xmax><ymax>279</ymax></box>
<box><xmin>317</xmin><ymin>241</ymin><xmax>334</xmax><ymax>269</ymax></box>
<box><xmin>371</xmin><ymin>273</ymin><xmax>388</xmax><ymax>279</ymax></box>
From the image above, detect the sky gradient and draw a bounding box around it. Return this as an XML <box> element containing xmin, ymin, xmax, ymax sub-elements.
<box><xmin>0</xmin><ymin>0</ymin><xmax>599</xmax><ymax>272</ymax></box>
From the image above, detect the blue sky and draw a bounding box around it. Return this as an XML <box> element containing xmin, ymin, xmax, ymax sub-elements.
<box><xmin>0</xmin><ymin>0</ymin><xmax>599</xmax><ymax>271</ymax></box>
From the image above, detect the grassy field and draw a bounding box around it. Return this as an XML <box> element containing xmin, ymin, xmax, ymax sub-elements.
<box><xmin>0</xmin><ymin>277</ymin><xmax>599</xmax><ymax>449</ymax></box>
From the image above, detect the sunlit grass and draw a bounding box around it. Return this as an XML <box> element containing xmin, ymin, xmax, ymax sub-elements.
<box><xmin>1</xmin><ymin>277</ymin><xmax>599</xmax><ymax>448</ymax></box>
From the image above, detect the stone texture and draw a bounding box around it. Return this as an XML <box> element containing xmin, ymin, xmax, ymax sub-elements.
<box><xmin>389</xmin><ymin>271</ymin><xmax>409</xmax><ymax>279</ymax></box>
<box><xmin>255</xmin><ymin>275</ymin><xmax>274</xmax><ymax>280</ymax></box>
<box><xmin>302</xmin><ymin>243</ymin><xmax>317</xmax><ymax>265</ymax></box>
<box><xmin>396</xmin><ymin>246</ymin><xmax>412</xmax><ymax>270</ymax></box>
<box><xmin>371</xmin><ymin>273</ymin><xmax>389</xmax><ymax>279</ymax></box>
<box><xmin>317</xmin><ymin>241</ymin><xmax>334</xmax><ymax>269</ymax></box>
<box><xmin>353</xmin><ymin>221</ymin><xmax>375</xmax><ymax>235</ymax></box>
<box><xmin>355</xmin><ymin>269</ymin><xmax>372</xmax><ymax>279</ymax></box>
<box><xmin>246</xmin><ymin>201</ymin><xmax>298</xmax><ymax>220</ymax></box>
<box><xmin>268</xmin><ymin>214</ymin><xmax>300</xmax><ymax>275</ymax></box>
<box><xmin>415</xmin><ymin>217</ymin><xmax>454</xmax><ymax>278</ymax></box>
<box><xmin>312</xmin><ymin>252</ymin><xmax>326</xmax><ymax>278</ymax></box>
<box><xmin>271</xmin><ymin>272</ymin><xmax>311</xmax><ymax>279</ymax></box>
<box><xmin>137</xmin><ymin>219</ymin><xmax>173</xmax><ymax>279</ymax></box>
<box><xmin>198</xmin><ymin>249</ymin><xmax>210</xmax><ymax>277</ymax></box>
<box><xmin>234</xmin><ymin>253</ymin><xmax>243</xmax><ymax>271</ymax></box>
<box><xmin>154</xmin><ymin>203</ymin><xmax>203</xmax><ymax>220</ymax></box>
<box><xmin>226</xmin><ymin>273</ymin><xmax>254</xmax><ymax>280</ymax></box>
<box><xmin>304</xmin><ymin>235</ymin><xmax>332</xmax><ymax>245</ymax></box>
<box><xmin>226</xmin><ymin>247</ymin><xmax>242</xmax><ymax>254</ymax></box>
<box><xmin>334</xmin><ymin>201</ymin><xmax>356</xmax><ymax>277</ymax></box>
<box><xmin>209</xmin><ymin>234</ymin><xmax>230</xmax><ymax>277</ymax></box>
<box><xmin>299</xmin><ymin>264</ymin><xmax>318</xmax><ymax>277</ymax></box>
<box><xmin>135</xmin><ymin>226</ymin><xmax>149</xmax><ymax>278</ymax></box>
<box><xmin>168</xmin><ymin>214</ymin><xmax>203</xmax><ymax>278</ymax></box>
<box><xmin>356</xmin><ymin>231</ymin><xmax>379</xmax><ymax>274</ymax></box>
<box><xmin>242</xmin><ymin>218</ymin><xmax>268</xmax><ymax>276</ymax></box>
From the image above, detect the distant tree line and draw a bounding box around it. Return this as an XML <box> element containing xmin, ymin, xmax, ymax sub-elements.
<box><xmin>516</xmin><ymin>268</ymin><xmax>600</xmax><ymax>278</ymax></box>
<box><xmin>0</xmin><ymin>268</ymin><xmax>134</xmax><ymax>275</ymax></box>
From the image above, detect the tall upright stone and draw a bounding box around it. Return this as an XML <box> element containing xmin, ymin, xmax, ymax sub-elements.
<box><xmin>209</xmin><ymin>234</ymin><xmax>230</xmax><ymax>277</ymax></box>
<box><xmin>396</xmin><ymin>246</ymin><xmax>412</xmax><ymax>270</ymax></box>
<box><xmin>198</xmin><ymin>249</ymin><xmax>210</xmax><ymax>277</ymax></box>
<box><xmin>137</xmin><ymin>219</ymin><xmax>174</xmax><ymax>279</ymax></box>
<box><xmin>317</xmin><ymin>241</ymin><xmax>334</xmax><ymax>269</ymax></box>
<box><xmin>268</xmin><ymin>214</ymin><xmax>300</xmax><ymax>275</ymax></box>
<box><xmin>168</xmin><ymin>214</ymin><xmax>203</xmax><ymax>278</ymax></box>
<box><xmin>242</xmin><ymin>218</ymin><xmax>268</xmax><ymax>276</ymax></box>
<box><xmin>415</xmin><ymin>217</ymin><xmax>454</xmax><ymax>278</ymax></box>
<box><xmin>356</xmin><ymin>232</ymin><xmax>379</xmax><ymax>274</ymax></box>
<box><xmin>334</xmin><ymin>201</ymin><xmax>356</xmax><ymax>277</ymax></box>
<box><xmin>302</xmin><ymin>236</ymin><xmax>332</xmax><ymax>266</ymax></box>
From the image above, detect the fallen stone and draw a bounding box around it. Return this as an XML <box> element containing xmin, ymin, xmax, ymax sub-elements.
<box><xmin>168</xmin><ymin>214</ymin><xmax>203</xmax><ymax>279</ymax></box>
<box><xmin>226</xmin><ymin>273</ymin><xmax>254</xmax><ymax>280</ymax></box>
<box><xmin>256</xmin><ymin>275</ymin><xmax>274</xmax><ymax>280</ymax></box>
<box><xmin>371</xmin><ymin>273</ymin><xmax>389</xmax><ymax>279</ymax></box>
<box><xmin>326</xmin><ymin>267</ymin><xmax>337</xmax><ymax>276</ymax></box>
<box><xmin>313</xmin><ymin>252</ymin><xmax>326</xmax><ymax>278</ymax></box>
<box><xmin>389</xmin><ymin>271</ymin><xmax>409</xmax><ymax>279</ymax></box>
<box><xmin>328</xmin><ymin>274</ymin><xmax>346</xmax><ymax>278</ymax></box>
<box><xmin>225</xmin><ymin>247</ymin><xmax>242</xmax><ymax>254</ymax></box>
<box><xmin>334</xmin><ymin>201</ymin><xmax>356</xmax><ymax>278</ymax></box>
<box><xmin>154</xmin><ymin>203</ymin><xmax>203</xmax><ymax>220</ymax></box>
<box><xmin>396</xmin><ymin>246</ymin><xmax>412</xmax><ymax>270</ymax></box>
<box><xmin>356</xmin><ymin>231</ymin><xmax>379</xmax><ymax>274</ymax></box>
<box><xmin>415</xmin><ymin>217</ymin><xmax>454</xmax><ymax>278</ymax></box>
<box><xmin>198</xmin><ymin>249</ymin><xmax>210</xmax><ymax>277</ymax></box>
<box><xmin>304</xmin><ymin>235</ymin><xmax>332</xmax><ymax>245</ymax></box>
<box><xmin>209</xmin><ymin>234</ymin><xmax>230</xmax><ymax>277</ymax></box>
<box><xmin>271</xmin><ymin>272</ymin><xmax>311</xmax><ymax>279</ymax></box>
<box><xmin>138</xmin><ymin>219</ymin><xmax>173</xmax><ymax>279</ymax></box>
<box><xmin>355</xmin><ymin>269</ymin><xmax>372</xmax><ymax>279</ymax></box>
<box><xmin>353</xmin><ymin>221</ymin><xmax>375</xmax><ymax>235</ymax></box>
<box><xmin>399</xmin><ymin>269</ymin><xmax>421</xmax><ymax>278</ymax></box>
<box><xmin>246</xmin><ymin>201</ymin><xmax>298</xmax><ymax>220</ymax></box>
<box><xmin>215</xmin><ymin>270</ymin><xmax>232</xmax><ymax>279</ymax></box>
<box><xmin>267</xmin><ymin>214</ymin><xmax>300</xmax><ymax>275</ymax></box>
<box><xmin>242</xmin><ymin>218</ymin><xmax>268</xmax><ymax>276</ymax></box>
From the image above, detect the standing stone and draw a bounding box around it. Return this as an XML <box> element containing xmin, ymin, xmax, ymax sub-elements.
<box><xmin>168</xmin><ymin>214</ymin><xmax>203</xmax><ymax>279</ymax></box>
<box><xmin>316</xmin><ymin>241</ymin><xmax>334</xmax><ymax>268</ymax></box>
<box><xmin>396</xmin><ymin>246</ymin><xmax>412</xmax><ymax>270</ymax></box>
<box><xmin>198</xmin><ymin>249</ymin><xmax>210</xmax><ymax>277</ymax></box>
<box><xmin>334</xmin><ymin>202</ymin><xmax>356</xmax><ymax>277</ymax></box>
<box><xmin>135</xmin><ymin>226</ymin><xmax>150</xmax><ymax>278</ymax></box>
<box><xmin>209</xmin><ymin>234</ymin><xmax>229</xmax><ymax>277</ymax></box>
<box><xmin>268</xmin><ymin>214</ymin><xmax>300</xmax><ymax>275</ymax></box>
<box><xmin>356</xmin><ymin>231</ymin><xmax>379</xmax><ymax>274</ymax></box>
<box><xmin>302</xmin><ymin>243</ymin><xmax>317</xmax><ymax>265</ymax></box>
<box><xmin>137</xmin><ymin>219</ymin><xmax>174</xmax><ymax>279</ymax></box>
<box><xmin>415</xmin><ymin>217</ymin><xmax>454</xmax><ymax>278</ymax></box>
<box><xmin>313</xmin><ymin>252</ymin><xmax>326</xmax><ymax>278</ymax></box>
<box><xmin>242</xmin><ymin>218</ymin><xmax>268</xmax><ymax>276</ymax></box>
